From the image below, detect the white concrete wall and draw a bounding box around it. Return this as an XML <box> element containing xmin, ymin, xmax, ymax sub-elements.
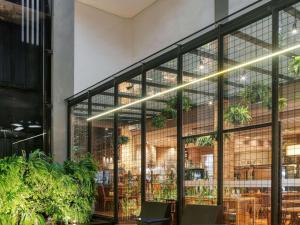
<box><xmin>74</xmin><ymin>2</ymin><xmax>133</xmax><ymax>93</ymax></box>
<box><xmin>74</xmin><ymin>0</ymin><xmax>263</xmax><ymax>93</ymax></box>
<box><xmin>52</xmin><ymin>0</ymin><xmax>74</xmax><ymax>163</ymax></box>
<box><xmin>229</xmin><ymin>0</ymin><xmax>259</xmax><ymax>14</ymax></box>
<box><xmin>132</xmin><ymin>0</ymin><xmax>215</xmax><ymax>62</ymax></box>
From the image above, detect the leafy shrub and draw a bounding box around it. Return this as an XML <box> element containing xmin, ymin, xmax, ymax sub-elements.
<box><xmin>224</xmin><ymin>104</ymin><xmax>252</xmax><ymax>125</ymax></box>
<box><xmin>289</xmin><ymin>56</ymin><xmax>300</xmax><ymax>75</ymax></box>
<box><xmin>152</xmin><ymin>114</ymin><xmax>167</xmax><ymax>128</ymax></box>
<box><xmin>0</xmin><ymin>150</ymin><xmax>97</xmax><ymax>225</ymax></box>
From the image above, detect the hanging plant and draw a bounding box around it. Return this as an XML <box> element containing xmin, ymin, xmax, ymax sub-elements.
<box><xmin>152</xmin><ymin>114</ymin><xmax>167</xmax><ymax>128</ymax></box>
<box><xmin>240</xmin><ymin>82</ymin><xmax>270</xmax><ymax>105</ymax></box>
<box><xmin>289</xmin><ymin>56</ymin><xmax>300</xmax><ymax>75</ymax></box>
<box><xmin>224</xmin><ymin>104</ymin><xmax>252</xmax><ymax>125</ymax></box>
<box><xmin>185</xmin><ymin>135</ymin><xmax>197</xmax><ymax>146</ymax></box>
<box><xmin>196</xmin><ymin>135</ymin><xmax>215</xmax><ymax>147</ymax></box>
<box><xmin>279</xmin><ymin>97</ymin><xmax>288</xmax><ymax>111</ymax></box>
<box><xmin>118</xmin><ymin>135</ymin><xmax>129</xmax><ymax>145</ymax></box>
<box><xmin>161</xmin><ymin>107</ymin><xmax>177</xmax><ymax>119</ymax></box>
<box><xmin>166</xmin><ymin>96</ymin><xmax>193</xmax><ymax>112</ymax></box>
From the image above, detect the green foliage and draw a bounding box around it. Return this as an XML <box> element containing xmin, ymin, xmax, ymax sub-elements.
<box><xmin>185</xmin><ymin>135</ymin><xmax>197</xmax><ymax>146</ymax></box>
<box><xmin>0</xmin><ymin>150</ymin><xmax>97</xmax><ymax>225</ymax></box>
<box><xmin>117</xmin><ymin>135</ymin><xmax>129</xmax><ymax>145</ymax></box>
<box><xmin>151</xmin><ymin>114</ymin><xmax>166</xmax><ymax>128</ymax></box>
<box><xmin>289</xmin><ymin>56</ymin><xmax>300</xmax><ymax>75</ymax></box>
<box><xmin>279</xmin><ymin>97</ymin><xmax>288</xmax><ymax>111</ymax></box>
<box><xmin>224</xmin><ymin>104</ymin><xmax>252</xmax><ymax>125</ymax></box>
<box><xmin>166</xmin><ymin>96</ymin><xmax>193</xmax><ymax>112</ymax></box>
<box><xmin>161</xmin><ymin>107</ymin><xmax>177</xmax><ymax>119</ymax></box>
<box><xmin>196</xmin><ymin>135</ymin><xmax>215</xmax><ymax>147</ymax></box>
<box><xmin>241</xmin><ymin>82</ymin><xmax>270</xmax><ymax>105</ymax></box>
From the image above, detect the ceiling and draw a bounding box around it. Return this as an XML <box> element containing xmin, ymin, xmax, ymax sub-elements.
<box><xmin>77</xmin><ymin>0</ymin><xmax>158</xmax><ymax>18</ymax></box>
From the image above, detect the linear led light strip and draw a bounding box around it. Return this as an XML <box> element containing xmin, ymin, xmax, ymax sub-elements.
<box><xmin>87</xmin><ymin>44</ymin><xmax>300</xmax><ymax>121</ymax></box>
<box><xmin>12</xmin><ymin>133</ymin><xmax>46</xmax><ymax>145</ymax></box>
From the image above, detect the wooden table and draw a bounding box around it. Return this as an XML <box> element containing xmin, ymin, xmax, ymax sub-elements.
<box><xmin>224</xmin><ymin>197</ymin><xmax>257</xmax><ymax>225</ymax></box>
<box><xmin>282</xmin><ymin>207</ymin><xmax>300</xmax><ymax>225</ymax></box>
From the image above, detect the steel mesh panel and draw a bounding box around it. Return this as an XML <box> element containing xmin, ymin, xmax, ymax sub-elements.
<box><xmin>91</xmin><ymin>87</ymin><xmax>115</xmax><ymax>218</ymax></box>
<box><xmin>224</xmin><ymin>16</ymin><xmax>272</xmax><ymax>130</ymax></box>
<box><xmin>145</xmin><ymin>59</ymin><xmax>178</xmax><ymax>203</ymax></box>
<box><xmin>118</xmin><ymin>75</ymin><xmax>142</xmax><ymax>222</ymax></box>
<box><xmin>279</xmin><ymin>3</ymin><xmax>300</xmax><ymax>225</ymax></box>
<box><xmin>70</xmin><ymin>99</ymin><xmax>88</xmax><ymax>160</ymax></box>
<box><xmin>223</xmin><ymin>127</ymin><xmax>272</xmax><ymax>225</ymax></box>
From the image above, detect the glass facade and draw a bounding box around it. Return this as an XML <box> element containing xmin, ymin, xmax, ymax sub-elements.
<box><xmin>0</xmin><ymin>0</ymin><xmax>52</xmax><ymax>156</ymax></box>
<box><xmin>68</xmin><ymin>1</ymin><xmax>300</xmax><ymax>224</ymax></box>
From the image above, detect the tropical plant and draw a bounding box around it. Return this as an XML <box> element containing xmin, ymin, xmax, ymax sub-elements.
<box><xmin>279</xmin><ymin>97</ymin><xmax>288</xmax><ymax>111</ymax></box>
<box><xmin>196</xmin><ymin>135</ymin><xmax>215</xmax><ymax>147</ymax></box>
<box><xmin>224</xmin><ymin>104</ymin><xmax>252</xmax><ymax>125</ymax></box>
<box><xmin>289</xmin><ymin>56</ymin><xmax>300</xmax><ymax>75</ymax></box>
<box><xmin>185</xmin><ymin>135</ymin><xmax>197</xmax><ymax>146</ymax></box>
<box><xmin>151</xmin><ymin>114</ymin><xmax>167</xmax><ymax>128</ymax></box>
<box><xmin>240</xmin><ymin>82</ymin><xmax>270</xmax><ymax>105</ymax></box>
<box><xmin>161</xmin><ymin>107</ymin><xmax>177</xmax><ymax>119</ymax></box>
<box><xmin>118</xmin><ymin>135</ymin><xmax>129</xmax><ymax>145</ymax></box>
<box><xmin>166</xmin><ymin>96</ymin><xmax>193</xmax><ymax>112</ymax></box>
<box><xmin>0</xmin><ymin>150</ymin><xmax>97</xmax><ymax>225</ymax></box>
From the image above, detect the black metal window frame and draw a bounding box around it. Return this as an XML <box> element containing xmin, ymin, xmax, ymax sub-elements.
<box><xmin>66</xmin><ymin>0</ymin><xmax>300</xmax><ymax>224</ymax></box>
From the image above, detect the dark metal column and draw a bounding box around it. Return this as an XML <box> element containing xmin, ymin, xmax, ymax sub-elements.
<box><xmin>271</xmin><ymin>5</ymin><xmax>281</xmax><ymax>225</ymax></box>
<box><xmin>113</xmin><ymin>82</ymin><xmax>119</xmax><ymax>223</ymax></box>
<box><xmin>217</xmin><ymin>25</ymin><xmax>224</xmax><ymax>206</ymax></box>
<box><xmin>141</xmin><ymin>66</ymin><xmax>147</xmax><ymax>203</ymax></box>
<box><xmin>177</xmin><ymin>46</ymin><xmax>184</xmax><ymax>224</ymax></box>
<box><xmin>87</xmin><ymin>91</ymin><xmax>92</xmax><ymax>153</ymax></box>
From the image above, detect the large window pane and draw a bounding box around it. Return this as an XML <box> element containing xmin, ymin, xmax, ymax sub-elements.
<box><xmin>279</xmin><ymin>3</ymin><xmax>300</xmax><ymax>225</ymax></box>
<box><xmin>223</xmin><ymin>127</ymin><xmax>271</xmax><ymax>225</ymax></box>
<box><xmin>224</xmin><ymin>16</ymin><xmax>272</xmax><ymax>130</ymax></box>
<box><xmin>146</xmin><ymin>59</ymin><xmax>178</xmax><ymax>203</ymax></box>
<box><xmin>182</xmin><ymin>40</ymin><xmax>218</xmax><ymax>206</ymax></box>
<box><xmin>91</xmin><ymin>88</ymin><xmax>115</xmax><ymax>218</ymax></box>
<box><xmin>118</xmin><ymin>75</ymin><xmax>142</xmax><ymax>222</ymax></box>
<box><xmin>70</xmin><ymin>99</ymin><xmax>88</xmax><ymax>160</ymax></box>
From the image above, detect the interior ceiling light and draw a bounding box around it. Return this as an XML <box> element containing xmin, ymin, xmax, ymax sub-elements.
<box><xmin>28</xmin><ymin>125</ymin><xmax>41</xmax><ymax>128</ymax></box>
<box><xmin>292</xmin><ymin>21</ymin><xmax>298</xmax><ymax>35</ymax></box>
<box><xmin>87</xmin><ymin>44</ymin><xmax>300</xmax><ymax>122</ymax></box>
<box><xmin>240</xmin><ymin>75</ymin><xmax>246</xmax><ymax>81</ymax></box>
<box><xmin>14</xmin><ymin>127</ymin><xmax>24</xmax><ymax>131</ymax></box>
<box><xmin>11</xmin><ymin>123</ymin><xmax>22</xmax><ymax>127</ymax></box>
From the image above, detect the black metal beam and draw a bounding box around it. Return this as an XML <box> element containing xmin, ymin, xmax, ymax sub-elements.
<box><xmin>113</xmin><ymin>83</ymin><xmax>119</xmax><ymax>223</ymax></box>
<box><xmin>217</xmin><ymin>26</ymin><xmax>224</xmax><ymax>207</ymax></box>
<box><xmin>141</xmin><ymin>68</ymin><xmax>146</xmax><ymax>203</ymax></box>
<box><xmin>177</xmin><ymin>46</ymin><xmax>184</xmax><ymax>223</ymax></box>
<box><xmin>232</xmin><ymin>30</ymin><xmax>296</xmax><ymax>58</ymax></box>
<box><xmin>271</xmin><ymin>6</ymin><xmax>281</xmax><ymax>225</ymax></box>
<box><xmin>190</xmin><ymin>49</ymin><xmax>293</xmax><ymax>81</ymax></box>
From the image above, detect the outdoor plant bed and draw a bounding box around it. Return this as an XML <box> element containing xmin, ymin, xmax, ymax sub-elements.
<box><xmin>0</xmin><ymin>150</ymin><xmax>97</xmax><ymax>225</ymax></box>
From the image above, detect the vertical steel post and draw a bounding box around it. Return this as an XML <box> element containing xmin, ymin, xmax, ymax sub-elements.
<box><xmin>271</xmin><ymin>5</ymin><xmax>280</xmax><ymax>225</ymax></box>
<box><xmin>113</xmin><ymin>82</ymin><xmax>119</xmax><ymax>223</ymax></box>
<box><xmin>177</xmin><ymin>45</ymin><xmax>184</xmax><ymax>224</ymax></box>
<box><xmin>88</xmin><ymin>91</ymin><xmax>92</xmax><ymax>153</ymax></box>
<box><xmin>141</xmin><ymin>66</ymin><xmax>147</xmax><ymax>203</ymax></box>
<box><xmin>217</xmin><ymin>25</ymin><xmax>224</xmax><ymax>206</ymax></box>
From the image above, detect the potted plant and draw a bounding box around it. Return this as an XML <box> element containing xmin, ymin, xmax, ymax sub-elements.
<box><xmin>166</xmin><ymin>96</ymin><xmax>193</xmax><ymax>112</ymax></box>
<box><xmin>289</xmin><ymin>55</ymin><xmax>300</xmax><ymax>75</ymax></box>
<box><xmin>185</xmin><ymin>135</ymin><xmax>197</xmax><ymax>146</ymax></box>
<box><xmin>224</xmin><ymin>104</ymin><xmax>252</xmax><ymax>125</ymax></box>
<box><xmin>152</xmin><ymin>114</ymin><xmax>167</xmax><ymax>128</ymax></box>
<box><xmin>161</xmin><ymin>107</ymin><xmax>177</xmax><ymax>119</ymax></box>
<box><xmin>196</xmin><ymin>135</ymin><xmax>215</xmax><ymax>147</ymax></box>
<box><xmin>118</xmin><ymin>135</ymin><xmax>129</xmax><ymax>145</ymax></box>
<box><xmin>240</xmin><ymin>82</ymin><xmax>270</xmax><ymax>105</ymax></box>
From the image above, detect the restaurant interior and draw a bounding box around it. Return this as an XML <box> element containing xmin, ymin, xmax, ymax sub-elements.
<box><xmin>68</xmin><ymin>1</ymin><xmax>300</xmax><ymax>225</ymax></box>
